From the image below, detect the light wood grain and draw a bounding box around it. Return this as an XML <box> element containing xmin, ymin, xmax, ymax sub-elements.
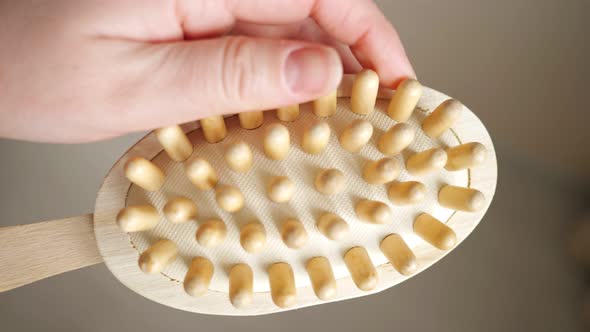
<box><xmin>0</xmin><ymin>214</ymin><xmax>102</xmax><ymax>292</ymax></box>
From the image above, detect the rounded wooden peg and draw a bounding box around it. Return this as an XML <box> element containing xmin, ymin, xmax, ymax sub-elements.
<box><xmin>362</xmin><ymin>157</ymin><xmax>401</xmax><ymax>184</ymax></box>
<box><xmin>306</xmin><ymin>257</ymin><xmax>337</xmax><ymax>300</ymax></box>
<box><xmin>124</xmin><ymin>156</ymin><xmax>165</xmax><ymax>191</ymax></box>
<box><xmin>380</xmin><ymin>234</ymin><xmax>417</xmax><ymax>276</ymax></box>
<box><xmin>314</xmin><ymin>168</ymin><xmax>345</xmax><ymax>195</ymax></box>
<box><xmin>405</xmin><ymin>148</ymin><xmax>448</xmax><ymax>176</ymax></box>
<box><xmin>138</xmin><ymin>239</ymin><xmax>178</xmax><ymax>274</ymax></box>
<box><xmin>355</xmin><ymin>200</ymin><xmax>392</xmax><ymax>224</ymax></box>
<box><xmin>224</xmin><ymin>140</ymin><xmax>253</xmax><ymax>173</ymax></box>
<box><xmin>414</xmin><ymin>213</ymin><xmax>457</xmax><ymax>250</ymax></box>
<box><xmin>312</xmin><ymin>90</ymin><xmax>337</xmax><ymax>117</ymax></box>
<box><xmin>438</xmin><ymin>185</ymin><xmax>485</xmax><ymax>212</ymax></box>
<box><xmin>240</xmin><ymin>222</ymin><xmax>266</xmax><ymax>253</ymax></box>
<box><xmin>387</xmin><ymin>181</ymin><xmax>427</xmax><ymax>205</ymax></box>
<box><xmin>268</xmin><ymin>263</ymin><xmax>297</xmax><ymax>308</ymax></box>
<box><xmin>387</xmin><ymin>78</ymin><xmax>423</xmax><ymax>122</ymax></box>
<box><xmin>116</xmin><ymin>205</ymin><xmax>159</xmax><ymax>232</ymax></box>
<box><xmin>183</xmin><ymin>257</ymin><xmax>214</xmax><ymax>297</ymax></box>
<box><xmin>339</xmin><ymin>119</ymin><xmax>374</xmax><ymax>152</ymax></box>
<box><xmin>263</xmin><ymin>123</ymin><xmax>290</xmax><ymax>160</ymax></box>
<box><xmin>200</xmin><ymin>115</ymin><xmax>227</xmax><ymax>143</ymax></box>
<box><xmin>215</xmin><ymin>185</ymin><xmax>244</xmax><ymax>212</ymax></box>
<box><xmin>155</xmin><ymin>125</ymin><xmax>193</xmax><ymax>162</ymax></box>
<box><xmin>422</xmin><ymin>99</ymin><xmax>463</xmax><ymax>138</ymax></box>
<box><xmin>344</xmin><ymin>247</ymin><xmax>378</xmax><ymax>291</ymax></box>
<box><xmin>229</xmin><ymin>263</ymin><xmax>253</xmax><ymax>309</ymax></box>
<box><xmin>317</xmin><ymin>213</ymin><xmax>349</xmax><ymax>240</ymax></box>
<box><xmin>185</xmin><ymin>157</ymin><xmax>218</xmax><ymax>190</ymax></box>
<box><xmin>302</xmin><ymin>121</ymin><xmax>331</xmax><ymax>154</ymax></box>
<box><xmin>267</xmin><ymin>176</ymin><xmax>295</xmax><ymax>203</ymax></box>
<box><xmin>276</xmin><ymin>104</ymin><xmax>300</xmax><ymax>122</ymax></box>
<box><xmin>377</xmin><ymin>123</ymin><xmax>415</xmax><ymax>155</ymax></box>
<box><xmin>445</xmin><ymin>142</ymin><xmax>487</xmax><ymax>171</ymax></box>
<box><xmin>238</xmin><ymin>111</ymin><xmax>264</xmax><ymax>129</ymax></box>
<box><xmin>280</xmin><ymin>219</ymin><xmax>308</xmax><ymax>249</ymax></box>
<box><xmin>163</xmin><ymin>196</ymin><xmax>197</xmax><ymax>224</ymax></box>
<box><xmin>196</xmin><ymin>219</ymin><xmax>227</xmax><ymax>247</ymax></box>
<box><xmin>350</xmin><ymin>69</ymin><xmax>379</xmax><ymax>115</ymax></box>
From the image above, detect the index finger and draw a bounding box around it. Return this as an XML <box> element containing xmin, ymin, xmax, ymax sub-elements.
<box><xmin>179</xmin><ymin>0</ymin><xmax>415</xmax><ymax>86</ymax></box>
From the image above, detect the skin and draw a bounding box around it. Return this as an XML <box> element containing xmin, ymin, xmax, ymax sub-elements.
<box><xmin>0</xmin><ymin>0</ymin><xmax>415</xmax><ymax>143</ymax></box>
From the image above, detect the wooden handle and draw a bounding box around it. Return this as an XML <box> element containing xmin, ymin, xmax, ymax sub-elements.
<box><xmin>0</xmin><ymin>214</ymin><xmax>103</xmax><ymax>292</ymax></box>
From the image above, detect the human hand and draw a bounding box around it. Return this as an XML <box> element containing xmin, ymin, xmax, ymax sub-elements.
<box><xmin>0</xmin><ymin>0</ymin><xmax>414</xmax><ymax>142</ymax></box>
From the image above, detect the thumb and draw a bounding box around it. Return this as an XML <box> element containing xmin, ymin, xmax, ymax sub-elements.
<box><xmin>113</xmin><ymin>36</ymin><xmax>342</xmax><ymax>132</ymax></box>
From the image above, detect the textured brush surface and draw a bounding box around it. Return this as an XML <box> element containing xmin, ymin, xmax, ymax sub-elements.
<box><xmin>126</xmin><ymin>98</ymin><xmax>467</xmax><ymax>292</ymax></box>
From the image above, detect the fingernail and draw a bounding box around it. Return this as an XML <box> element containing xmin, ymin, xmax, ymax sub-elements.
<box><xmin>285</xmin><ymin>46</ymin><xmax>339</xmax><ymax>96</ymax></box>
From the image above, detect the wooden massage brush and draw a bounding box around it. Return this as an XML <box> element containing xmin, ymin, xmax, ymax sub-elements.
<box><xmin>0</xmin><ymin>72</ymin><xmax>497</xmax><ymax>315</ymax></box>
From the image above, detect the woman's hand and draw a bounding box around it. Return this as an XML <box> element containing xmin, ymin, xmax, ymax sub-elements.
<box><xmin>0</xmin><ymin>0</ymin><xmax>414</xmax><ymax>142</ymax></box>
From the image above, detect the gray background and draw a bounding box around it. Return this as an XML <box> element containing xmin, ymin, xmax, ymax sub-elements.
<box><xmin>1</xmin><ymin>0</ymin><xmax>588</xmax><ymax>331</ymax></box>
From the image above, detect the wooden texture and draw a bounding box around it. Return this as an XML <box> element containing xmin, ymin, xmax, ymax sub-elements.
<box><xmin>0</xmin><ymin>214</ymin><xmax>102</xmax><ymax>292</ymax></box>
<box><xmin>155</xmin><ymin>125</ymin><xmax>193</xmax><ymax>161</ymax></box>
<box><xmin>87</xmin><ymin>73</ymin><xmax>498</xmax><ymax>315</ymax></box>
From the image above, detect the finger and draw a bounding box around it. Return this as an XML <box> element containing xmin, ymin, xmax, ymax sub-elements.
<box><xmin>106</xmin><ymin>36</ymin><xmax>342</xmax><ymax>132</ymax></box>
<box><xmin>119</xmin><ymin>0</ymin><xmax>415</xmax><ymax>86</ymax></box>
<box><xmin>232</xmin><ymin>20</ymin><xmax>362</xmax><ymax>74</ymax></box>
<box><xmin>175</xmin><ymin>0</ymin><xmax>414</xmax><ymax>86</ymax></box>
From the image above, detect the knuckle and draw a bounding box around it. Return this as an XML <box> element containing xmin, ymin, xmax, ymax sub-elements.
<box><xmin>219</xmin><ymin>36</ymin><xmax>256</xmax><ymax>103</ymax></box>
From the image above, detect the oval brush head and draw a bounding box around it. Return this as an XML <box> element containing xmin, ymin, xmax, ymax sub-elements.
<box><xmin>95</xmin><ymin>72</ymin><xmax>497</xmax><ymax>315</ymax></box>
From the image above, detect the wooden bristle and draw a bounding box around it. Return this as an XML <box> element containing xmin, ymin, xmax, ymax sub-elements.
<box><xmin>229</xmin><ymin>264</ymin><xmax>253</xmax><ymax>308</ymax></box>
<box><xmin>317</xmin><ymin>213</ymin><xmax>349</xmax><ymax>241</ymax></box>
<box><xmin>380</xmin><ymin>234</ymin><xmax>417</xmax><ymax>276</ymax></box>
<box><xmin>224</xmin><ymin>141</ymin><xmax>253</xmax><ymax>173</ymax></box>
<box><xmin>155</xmin><ymin>125</ymin><xmax>193</xmax><ymax>162</ymax></box>
<box><xmin>124</xmin><ymin>156</ymin><xmax>165</xmax><ymax>192</ymax></box>
<box><xmin>263</xmin><ymin>123</ymin><xmax>290</xmax><ymax>160</ymax></box>
<box><xmin>138</xmin><ymin>239</ymin><xmax>178</xmax><ymax>274</ymax></box>
<box><xmin>240</xmin><ymin>222</ymin><xmax>266</xmax><ymax>254</ymax></box>
<box><xmin>387</xmin><ymin>78</ymin><xmax>423</xmax><ymax>122</ymax></box>
<box><xmin>314</xmin><ymin>168</ymin><xmax>345</xmax><ymax>195</ymax></box>
<box><xmin>405</xmin><ymin>148</ymin><xmax>448</xmax><ymax>176</ymax></box>
<box><xmin>413</xmin><ymin>213</ymin><xmax>457</xmax><ymax>250</ymax></box>
<box><xmin>344</xmin><ymin>247</ymin><xmax>378</xmax><ymax>291</ymax></box>
<box><xmin>183</xmin><ymin>257</ymin><xmax>214</xmax><ymax>297</ymax></box>
<box><xmin>445</xmin><ymin>142</ymin><xmax>487</xmax><ymax>171</ymax></box>
<box><xmin>280</xmin><ymin>219</ymin><xmax>308</xmax><ymax>249</ymax></box>
<box><xmin>438</xmin><ymin>185</ymin><xmax>485</xmax><ymax>212</ymax></box>
<box><xmin>268</xmin><ymin>263</ymin><xmax>297</xmax><ymax>308</ymax></box>
<box><xmin>116</xmin><ymin>205</ymin><xmax>159</xmax><ymax>232</ymax></box>
<box><xmin>422</xmin><ymin>99</ymin><xmax>462</xmax><ymax>138</ymax></box>
<box><xmin>339</xmin><ymin>119</ymin><xmax>373</xmax><ymax>152</ymax></box>
<box><xmin>362</xmin><ymin>157</ymin><xmax>401</xmax><ymax>184</ymax></box>
<box><xmin>377</xmin><ymin>123</ymin><xmax>415</xmax><ymax>156</ymax></box>
<box><xmin>306</xmin><ymin>257</ymin><xmax>337</xmax><ymax>300</ymax></box>
<box><xmin>312</xmin><ymin>90</ymin><xmax>337</xmax><ymax>117</ymax></box>
<box><xmin>267</xmin><ymin>176</ymin><xmax>295</xmax><ymax>203</ymax></box>
<box><xmin>355</xmin><ymin>200</ymin><xmax>392</xmax><ymax>224</ymax></box>
<box><xmin>163</xmin><ymin>196</ymin><xmax>197</xmax><ymax>224</ymax></box>
<box><xmin>276</xmin><ymin>104</ymin><xmax>300</xmax><ymax>122</ymax></box>
<box><xmin>215</xmin><ymin>185</ymin><xmax>244</xmax><ymax>213</ymax></box>
<box><xmin>350</xmin><ymin>69</ymin><xmax>379</xmax><ymax>115</ymax></box>
<box><xmin>238</xmin><ymin>111</ymin><xmax>264</xmax><ymax>130</ymax></box>
<box><xmin>387</xmin><ymin>181</ymin><xmax>427</xmax><ymax>205</ymax></box>
<box><xmin>195</xmin><ymin>219</ymin><xmax>227</xmax><ymax>248</ymax></box>
<box><xmin>200</xmin><ymin>115</ymin><xmax>227</xmax><ymax>143</ymax></box>
<box><xmin>185</xmin><ymin>157</ymin><xmax>218</xmax><ymax>190</ymax></box>
<box><xmin>302</xmin><ymin>121</ymin><xmax>331</xmax><ymax>154</ymax></box>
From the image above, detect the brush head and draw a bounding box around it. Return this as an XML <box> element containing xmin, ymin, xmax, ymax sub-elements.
<box><xmin>93</xmin><ymin>74</ymin><xmax>497</xmax><ymax>315</ymax></box>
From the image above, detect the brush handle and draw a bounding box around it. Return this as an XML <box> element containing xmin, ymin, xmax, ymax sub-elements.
<box><xmin>0</xmin><ymin>214</ymin><xmax>103</xmax><ymax>292</ymax></box>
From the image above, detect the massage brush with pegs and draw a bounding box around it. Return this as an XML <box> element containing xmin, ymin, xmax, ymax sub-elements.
<box><xmin>0</xmin><ymin>71</ymin><xmax>497</xmax><ymax>315</ymax></box>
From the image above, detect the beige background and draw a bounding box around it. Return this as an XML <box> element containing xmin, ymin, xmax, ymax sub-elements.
<box><xmin>0</xmin><ymin>0</ymin><xmax>588</xmax><ymax>331</ymax></box>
